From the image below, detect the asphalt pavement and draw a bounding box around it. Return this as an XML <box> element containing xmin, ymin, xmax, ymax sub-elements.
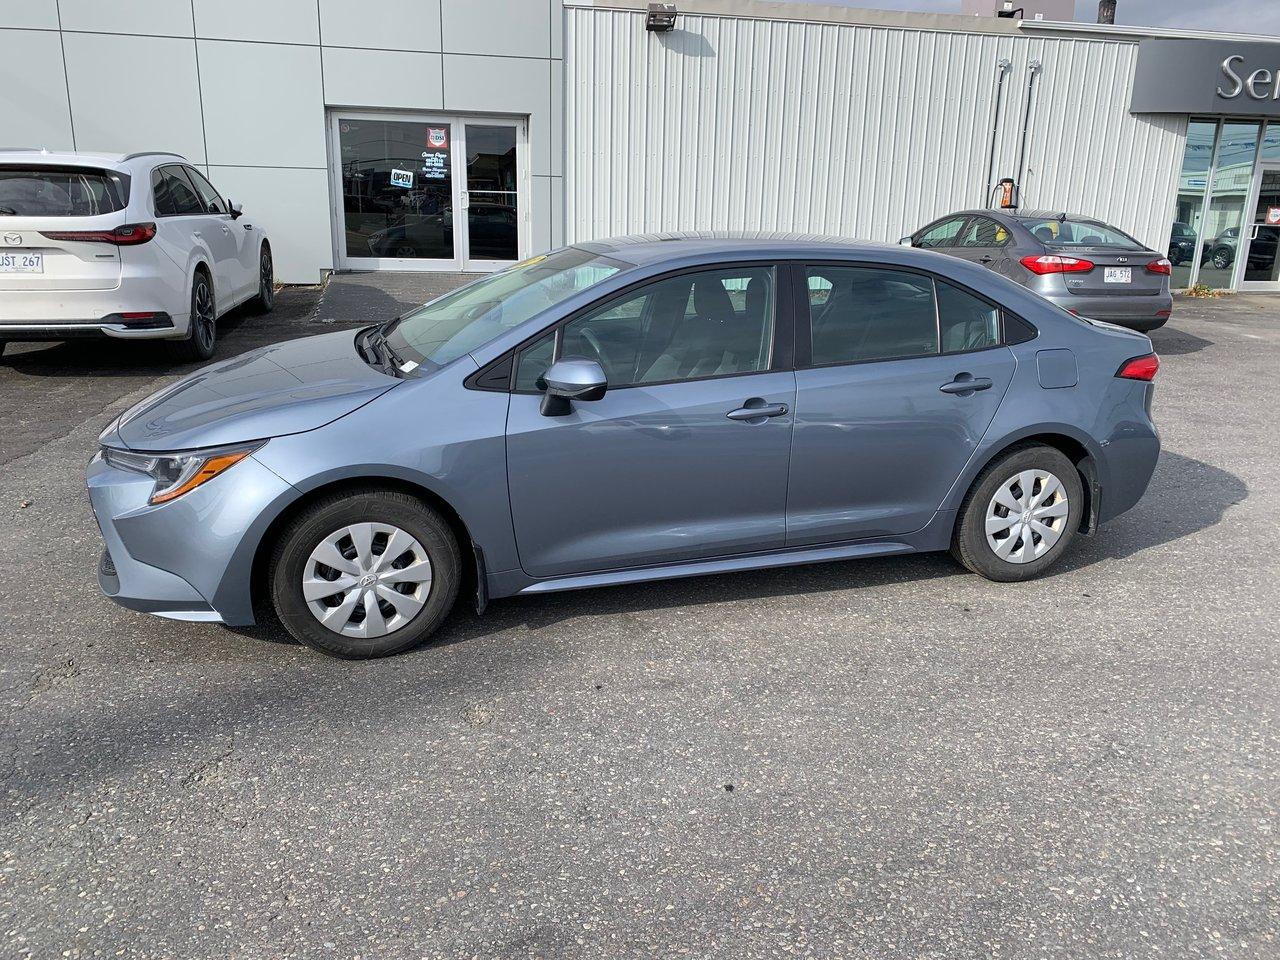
<box><xmin>0</xmin><ymin>279</ymin><xmax>1276</xmax><ymax>958</ymax></box>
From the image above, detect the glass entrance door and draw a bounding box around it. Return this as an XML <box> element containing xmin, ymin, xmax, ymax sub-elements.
<box><xmin>329</xmin><ymin>112</ymin><xmax>527</xmax><ymax>272</ymax></box>
<box><xmin>1240</xmin><ymin>165</ymin><xmax>1280</xmax><ymax>290</ymax></box>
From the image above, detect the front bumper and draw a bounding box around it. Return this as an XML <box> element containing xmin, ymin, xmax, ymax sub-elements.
<box><xmin>87</xmin><ymin>450</ymin><xmax>295</xmax><ymax>626</ymax></box>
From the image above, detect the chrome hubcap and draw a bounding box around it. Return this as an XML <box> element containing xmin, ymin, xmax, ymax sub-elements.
<box><xmin>985</xmin><ymin>469</ymin><xmax>1069</xmax><ymax>564</ymax></box>
<box><xmin>303</xmin><ymin>522</ymin><xmax>433</xmax><ymax>638</ymax></box>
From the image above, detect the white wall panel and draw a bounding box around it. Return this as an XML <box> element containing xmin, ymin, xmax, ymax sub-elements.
<box><xmin>193</xmin><ymin>0</ymin><xmax>319</xmax><ymax>45</ymax></box>
<box><xmin>319</xmin><ymin>0</ymin><xmax>441</xmax><ymax>52</ymax></box>
<box><xmin>444</xmin><ymin>54</ymin><xmax>551</xmax><ymax>175</ymax></box>
<box><xmin>64</xmin><ymin>32</ymin><xmax>205</xmax><ymax>162</ymax></box>
<box><xmin>532</xmin><ymin>175</ymin><xmax>553</xmax><ymax>252</ymax></box>
<box><xmin>207</xmin><ymin>166</ymin><xmax>333</xmax><ymax>283</ymax></box>
<box><xmin>565</xmin><ymin>8</ymin><xmax>1185</xmax><ymax>251</ymax></box>
<box><xmin>323</xmin><ymin>47</ymin><xmax>443</xmax><ymax>110</ymax></box>
<box><xmin>0</xmin><ymin>2</ymin><xmax>57</xmax><ymax>30</ymax></box>
<box><xmin>0</xmin><ymin>29</ymin><xmax>73</xmax><ymax>149</ymax></box>
<box><xmin>441</xmin><ymin>0</ymin><xmax>550</xmax><ymax>59</ymax></box>
<box><xmin>59</xmin><ymin>0</ymin><xmax>193</xmax><ymax>36</ymax></box>
<box><xmin>198</xmin><ymin>40</ymin><xmax>325</xmax><ymax>168</ymax></box>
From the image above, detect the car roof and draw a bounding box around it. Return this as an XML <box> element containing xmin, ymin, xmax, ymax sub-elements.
<box><xmin>574</xmin><ymin>231</ymin><xmax>903</xmax><ymax>266</ymax></box>
<box><xmin>0</xmin><ymin>149</ymin><xmax>185</xmax><ymax>169</ymax></box>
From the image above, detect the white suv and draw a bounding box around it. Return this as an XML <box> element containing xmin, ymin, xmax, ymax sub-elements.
<box><xmin>0</xmin><ymin>150</ymin><xmax>272</xmax><ymax>361</ymax></box>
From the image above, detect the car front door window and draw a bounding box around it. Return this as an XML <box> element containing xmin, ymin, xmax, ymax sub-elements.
<box><xmin>915</xmin><ymin>217</ymin><xmax>967</xmax><ymax>249</ymax></box>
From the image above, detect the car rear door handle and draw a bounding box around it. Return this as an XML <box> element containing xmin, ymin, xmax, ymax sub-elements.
<box><xmin>940</xmin><ymin>375</ymin><xmax>993</xmax><ymax>395</ymax></box>
<box><xmin>727</xmin><ymin>400</ymin><xmax>789</xmax><ymax>421</ymax></box>
<box><xmin>977</xmin><ymin>255</ymin><xmax>995</xmax><ymax>264</ymax></box>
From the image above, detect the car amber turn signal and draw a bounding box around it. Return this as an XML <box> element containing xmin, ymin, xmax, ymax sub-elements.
<box><xmin>149</xmin><ymin>450</ymin><xmax>254</xmax><ymax>504</ymax></box>
<box><xmin>1116</xmin><ymin>353</ymin><xmax>1159</xmax><ymax>382</ymax></box>
<box><xmin>1020</xmin><ymin>255</ymin><xmax>1095</xmax><ymax>274</ymax></box>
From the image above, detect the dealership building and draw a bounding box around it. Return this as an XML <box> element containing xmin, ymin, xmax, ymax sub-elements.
<box><xmin>4</xmin><ymin>0</ymin><xmax>1279</xmax><ymax>291</ymax></box>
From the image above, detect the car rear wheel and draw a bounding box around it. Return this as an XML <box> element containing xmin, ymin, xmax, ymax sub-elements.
<box><xmin>169</xmin><ymin>271</ymin><xmax>217</xmax><ymax>362</ymax></box>
<box><xmin>250</xmin><ymin>243</ymin><xmax>274</xmax><ymax>314</ymax></box>
<box><xmin>951</xmin><ymin>445</ymin><xmax>1082</xmax><ymax>582</ymax></box>
<box><xmin>1210</xmin><ymin>247</ymin><xmax>1232</xmax><ymax>270</ymax></box>
<box><xmin>269</xmin><ymin>488</ymin><xmax>461</xmax><ymax>659</ymax></box>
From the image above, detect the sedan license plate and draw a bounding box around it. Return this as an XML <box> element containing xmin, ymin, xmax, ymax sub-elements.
<box><xmin>1104</xmin><ymin>266</ymin><xmax>1131</xmax><ymax>284</ymax></box>
<box><xmin>0</xmin><ymin>252</ymin><xmax>43</xmax><ymax>273</ymax></box>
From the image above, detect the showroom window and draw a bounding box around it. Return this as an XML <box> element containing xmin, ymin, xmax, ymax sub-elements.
<box><xmin>1166</xmin><ymin>118</ymin><xmax>1280</xmax><ymax>290</ymax></box>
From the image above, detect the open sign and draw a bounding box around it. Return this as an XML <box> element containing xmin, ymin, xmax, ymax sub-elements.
<box><xmin>390</xmin><ymin>168</ymin><xmax>414</xmax><ymax>189</ymax></box>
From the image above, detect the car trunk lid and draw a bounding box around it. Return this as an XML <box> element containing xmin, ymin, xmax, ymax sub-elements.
<box><xmin>1049</xmin><ymin>246</ymin><xmax>1165</xmax><ymax>297</ymax></box>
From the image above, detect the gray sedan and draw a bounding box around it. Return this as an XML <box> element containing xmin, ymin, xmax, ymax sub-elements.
<box><xmin>906</xmin><ymin>210</ymin><xmax>1173</xmax><ymax>332</ymax></box>
<box><xmin>88</xmin><ymin>234</ymin><xmax>1161</xmax><ymax>659</ymax></box>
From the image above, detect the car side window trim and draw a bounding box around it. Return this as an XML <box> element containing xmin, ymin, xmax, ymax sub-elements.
<box><xmin>467</xmin><ymin>260</ymin><xmax>795</xmax><ymax>394</ymax></box>
<box><xmin>915</xmin><ymin>215</ymin><xmax>971</xmax><ymax>249</ymax></box>
<box><xmin>183</xmin><ymin>165</ymin><xmax>228</xmax><ymax>216</ymax></box>
<box><xmin>151</xmin><ymin>164</ymin><xmax>203</xmax><ymax>218</ymax></box>
<box><xmin>793</xmin><ymin>259</ymin><xmax>1023</xmax><ymax>371</ymax></box>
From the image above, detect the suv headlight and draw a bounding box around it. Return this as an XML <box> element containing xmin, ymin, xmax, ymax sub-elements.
<box><xmin>102</xmin><ymin>441</ymin><xmax>264</xmax><ymax>504</ymax></box>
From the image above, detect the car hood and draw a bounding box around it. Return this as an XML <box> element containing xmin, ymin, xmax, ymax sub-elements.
<box><xmin>109</xmin><ymin>330</ymin><xmax>399</xmax><ymax>452</ymax></box>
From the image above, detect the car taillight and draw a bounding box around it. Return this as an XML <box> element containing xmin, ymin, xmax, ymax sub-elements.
<box><xmin>1116</xmin><ymin>353</ymin><xmax>1159</xmax><ymax>382</ymax></box>
<box><xmin>1020</xmin><ymin>254</ymin><xmax>1095</xmax><ymax>274</ymax></box>
<box><xmin>1145</xmin><ymin>258</ymin><xmax>1172</xmax><ymax>275</ymax></box>
<box><xmin>39</xmin><ymin>222</ymin><xmax>156</xmax><ymax>245</ymax></box>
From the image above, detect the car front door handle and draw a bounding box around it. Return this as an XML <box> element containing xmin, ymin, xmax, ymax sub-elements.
<box><xmin>940</xmin><ymin>376</ymin><xmax>993</xmax><ymax>395</ymax></box>
<box><xmin>726</xmin><ymin>401</ymin><xmax>789</xmax><ymax>422</ymax></box>
<box><xmin>977</xmin><ymin>255</ymin><xmax>995</xmax><ymax>264</ymax></box>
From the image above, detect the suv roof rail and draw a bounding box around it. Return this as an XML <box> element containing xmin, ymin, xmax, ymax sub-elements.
<box><xmin>122</xmin><ymin>151</ymin><xmax>186</xmax><ymax>161</ymax></box>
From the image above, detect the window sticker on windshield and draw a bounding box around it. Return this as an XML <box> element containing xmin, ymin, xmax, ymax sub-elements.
<box><xmin>390</xmin><ymin>168</ymin><xmax>414</xmax><ymax>189</ymax></box>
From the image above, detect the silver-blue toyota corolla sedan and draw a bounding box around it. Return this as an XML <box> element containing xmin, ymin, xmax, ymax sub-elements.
<box><xmin>88</xmin><ymin>234</ymin><xmax>1161</xmax><ymax>658</ymax></box>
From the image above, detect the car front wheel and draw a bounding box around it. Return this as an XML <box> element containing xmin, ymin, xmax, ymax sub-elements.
<box><xmin>269</xmin><ymin>488</ymin><xmax>461</xmax><ymax>658</ymax></box>
<box><xmin>951</xmin><ymin>445</ymin><xmax>1083</xmax><ymax>582</ymax></box>
<box><xmin>251</xmin><ymin>242</ymin><xmax>274</xmax><ymax>314</ymax></box>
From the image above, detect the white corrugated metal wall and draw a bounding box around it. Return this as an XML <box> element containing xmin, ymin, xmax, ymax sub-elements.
<box><xmin>564</xmin><ymin>6</ymin><xmax>1186</xmax><ymax>250</ymax></box>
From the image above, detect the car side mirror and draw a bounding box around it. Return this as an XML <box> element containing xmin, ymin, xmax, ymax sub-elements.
<box><xmin>228</xmin><ymin>201</ymin><xmax>244</xmax><ymax>220</ymax></box>
<box><xmin>899</xmin><ymin>236</ymin><xmax>913</xmax><ymax>247</ymax></box>
<box><xmin>539</xmin><ymin>358</ymin><xmax>607</xmax><ymax>417</ymax></box>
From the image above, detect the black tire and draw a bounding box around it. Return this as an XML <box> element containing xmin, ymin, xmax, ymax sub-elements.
<box><xmin>169</xmin><ymin>270</ymin><xmax>217</xmax><ymax>362</ymax></box>
<box><xmin>250</xmin><ymin>242</ymin><xmax>275</xmax><ymax>314</ymax></box>
<box><xmin>1210</xmin><ymin>247</ymin><xmax>1232</xmax><ymax>270</ymax></box>
<box><xmin>269</xmin><ymin>488</ymin><xmax>461</xmax><ymax>659</ymax></box>
<box><xmin>951</xmin><ymin>444</ymin><xmax>1083</xmax><ymax>583</ymax></box>
<box><xmin>0</xmin><ymin>341</ymin><xmax>6</xmax><ymax>358</ymax></box>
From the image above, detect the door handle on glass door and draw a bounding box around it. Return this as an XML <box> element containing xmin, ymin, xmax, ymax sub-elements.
<box><xmin>940</xmin><ymin>375</ymin><xmax>993</xmax><ymax>395</ymax></box>
<box><xmin>727</xmin><ymin>400</ymin><xmax>788</xmax><ymax>422</ymax></box>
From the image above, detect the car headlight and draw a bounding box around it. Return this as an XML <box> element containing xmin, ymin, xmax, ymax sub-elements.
<box><xmin>102</xmin><ymin>441</ymin><xmax>263</xmax><ymax>505</ymax></box>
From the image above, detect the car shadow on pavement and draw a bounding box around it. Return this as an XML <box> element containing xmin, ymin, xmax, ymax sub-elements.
<box><xmin>1149</xmin><ymin>324</ymin><xmax>1213</xmax><ymax>357</ymax></box>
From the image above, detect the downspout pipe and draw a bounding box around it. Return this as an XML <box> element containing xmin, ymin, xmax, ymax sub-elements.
<box><xmin>985</xmin><ymin>58</ymin><xmax>1013</xmax><ymax>206</ymax></box>
<box><xmin>1012</xmin><ymin>59</ymin><xmax>1043</xmax><ymax>208</ymax></box>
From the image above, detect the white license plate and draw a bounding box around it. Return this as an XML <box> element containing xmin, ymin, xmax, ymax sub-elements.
<box><xmin>0</xmin><ymin>252</ymin><xmax>43</xmax><ymax>273</ymax></box>
<box><xmin>1104</xmin><ymin>266</ymin><xmax>1131</xmax><ymax>284</ymax></box>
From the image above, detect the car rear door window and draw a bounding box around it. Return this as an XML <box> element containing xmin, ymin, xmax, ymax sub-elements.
<box><xmin>152</xmin><ymin>166</ymin><xmax>203</xmax><ymax>217</ymax></box>
<box><xmin>555</xmin><ymin>266</ymin><xmax>775</xmax><ymax>387</ymax></box>
<box><xmin>957</xmin><ymin>217</ymin><xmax>1011</xmax><ymax>247</ymax></box>
<box><xmin>937</xmin><ymin>281</ymin><xmax>1000</xmax><ymax>353</ymax></box>
<box><xmin>807</xmin><ymin>266</ymin><xmax>939</xmax><ymax>364</ymax></box>
<box><xmin>914</xmin><ymin>217</ymin><xmax>967</xmax><ymax>249</ymax></box>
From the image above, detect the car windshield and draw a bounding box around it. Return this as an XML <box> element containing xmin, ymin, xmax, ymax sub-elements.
<box><xmin>384</xmin><ymin>247</ymin><xmax>630</xmax><ymax>367</ymax></box>
<box><xmin>0</xmin><ymin>166</ymin><xmax>129</xmax><ymax>216</ymax></box>
<box><xmin>1018</xmin><ymin>217</ymin><xmax>1144</xmax><ymax>250</ymax></box>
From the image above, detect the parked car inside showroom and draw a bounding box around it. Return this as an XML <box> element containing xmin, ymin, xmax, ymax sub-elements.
<box><xmin>905</xmin><ymin>209</ymin><xmax>1172</xmax><ymax>331</ymax></box>
<box><xmin>0</xmin><ymin>150</ymin><xmax>273</xmax><ymax>360</ymax></box>
<box><xmin>88</xmin><ymin>234</ymin><xmax>1161</xmax><ymax>660</ymax></box>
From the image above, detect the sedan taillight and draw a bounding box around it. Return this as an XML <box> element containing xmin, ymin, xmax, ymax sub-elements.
<box><xmin>1020</xmin><ymin>254</ymin><xmax>1095</xmax><ymax>274</ymax></box>
<box><xmin>1116</xmin><ymin>353</ymin><xmax>1160</xmax><ymax>382</ymax></box>
<box><xmin>39</xmin><ymin>222</ymin><xmax>157</xmax><ymax>246</ymax></box>
<box><xmin>1145</xmin><ymin>258</ymin><xmax>1172</xmax><ymax>275</ymax></box>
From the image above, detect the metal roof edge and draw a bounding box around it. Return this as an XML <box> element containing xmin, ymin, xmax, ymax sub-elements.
<box><xmin>1018</xmin><ymin>18</ymin><xmax>1280</xmax><ymax>44</ymax></box>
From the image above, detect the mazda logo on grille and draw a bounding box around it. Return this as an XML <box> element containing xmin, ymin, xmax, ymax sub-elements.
<box><xmin>2</xmin><ymin>234</ymin><xmax>21</xmax><ymax>246</ymax></box>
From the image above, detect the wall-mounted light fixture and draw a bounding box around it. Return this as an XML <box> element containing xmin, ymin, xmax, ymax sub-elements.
<box><xmin>646</xmin><ymin>2</ymin><xmax>677</xmax><ymax>32</ymax></box>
